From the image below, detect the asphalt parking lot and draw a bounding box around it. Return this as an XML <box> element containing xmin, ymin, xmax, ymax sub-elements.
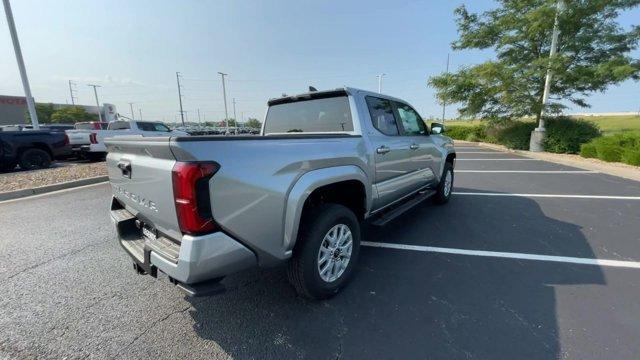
<box><xmin>1</xmin><ymin>144</ymin><xmax>640</xmax><ymax>359</ymax></box>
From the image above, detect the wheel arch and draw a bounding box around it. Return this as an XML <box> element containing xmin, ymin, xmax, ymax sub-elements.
<box><xmin>283</xmin><ymin>165</ymin><xmax>370</xmax><ymax>254</ymax></box>
<box><xmin>435</xmin><ymin>150</ymin><xmax>456</xmax><ymax>183</ymax></box>
<box><xmin>18</xmin><ymin>143</ymin><xmax>53</xmax><ymax>159</ymax></box>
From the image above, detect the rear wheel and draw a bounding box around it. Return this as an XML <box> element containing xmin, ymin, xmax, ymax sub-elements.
<box><xmin>0</xmin><ymin>161</ymin><xmax>17</xmax><ymax>172</ymax></box>
<box><xmin>87</xmin><ymin>152</ymin><xmax>105</xmax><ymax>162</ymax></box>
<box><xmin>432</xmin><ymin>162</ymin><xmax>454</xmax><ymax>204</ymax></box>
<box><xmin>19</xmin><ymin>148</ymin><xmax>51</xmax><ymax>170</ymax></box>
<box><xmin>287</xmin><ymin>204</ymin><xmax>360</xmax><ymax>300</ymax></box>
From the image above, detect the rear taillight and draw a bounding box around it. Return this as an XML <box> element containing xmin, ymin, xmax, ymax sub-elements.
<box><xmin>64</xmin><ymin>134</ymin><xmax>70</xmax><ymax>145</ymax></box>
<box><xmin>89</xmin><ymin>133</ymin><xmax>98</xmax><ymax>144</ymax></box>
<box><xmin>172</xmin><ymin>162</ymin><xmax>219</xmax><ymax>235</ymax></box>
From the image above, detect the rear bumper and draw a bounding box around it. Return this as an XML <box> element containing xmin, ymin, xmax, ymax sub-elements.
<box><xmin>110</xmin><ymin>203</ymin><xmax>257</xmax><ymax>290</ymax></box>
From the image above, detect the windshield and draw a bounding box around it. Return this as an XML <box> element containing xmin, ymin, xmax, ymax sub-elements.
<box><xmin>263</xmin><ymin>96</ymin><xmax>353</xmax><ymax>134</ymax></box>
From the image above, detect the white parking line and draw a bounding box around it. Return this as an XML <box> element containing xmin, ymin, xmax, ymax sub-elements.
<box><xmin>457</xmin><ymin>170</ymin><xmax>598</xmax><ymax>174</ymax></box>
<box><xmin>453</xmin><ymin>192</ymin><xmax>640</xmax><ymax>200</ymax></box>
<box><xmin>457</xmin><ymin>158</ymin><xmax>539</xmax><ymax>161</ymax></box>
<box><xmin>455</xmin><ymin>151</ymin><xmax>505</xmax><ymax>154</ymax></box>
<box><xmin>361</xmin><ymin>241</ymin><xmax>640</xmax><ymax>269</ymax></box>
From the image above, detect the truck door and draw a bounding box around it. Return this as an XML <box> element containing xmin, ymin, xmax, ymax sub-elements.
<box><xmin>391</xmin><ymin>101</ymin><xmax>441</xmax><ymax>187</ymax></box>
<box><xmin>365</xmin><ymin>96</ymin><xmax>424</xmax><ymax>210</ymax></box>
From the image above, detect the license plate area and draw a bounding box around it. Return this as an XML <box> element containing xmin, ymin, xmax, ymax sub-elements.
<box><xmin>142</xmin><ymin>224</ymin><xmax>157</xmax><ymax>242</ymax></box>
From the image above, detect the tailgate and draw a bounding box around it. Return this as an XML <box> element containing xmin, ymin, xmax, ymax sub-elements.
<box><xmin>106</xmin><ymin>136</ymin><xmax>182</xmax><ymax>241</ymax></box>
<box><xmin>66</xmin><ymin>130</ymin><xmax>90</xmax><ymax>145</ymax></box>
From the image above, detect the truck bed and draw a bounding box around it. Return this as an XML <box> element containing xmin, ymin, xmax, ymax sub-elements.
<box><xmin>106</xmin><ymin>134</ymin><xmax>370</xmax><ymax>264</ymax></box>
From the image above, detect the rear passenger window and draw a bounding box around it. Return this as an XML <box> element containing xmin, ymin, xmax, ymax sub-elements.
<box><xmin>365</xmin><ymin>96</ymin><xmax>398</xmax><ymax>136</ymax></box>
<box><xmin>108</xmin><ymin>122</ymin><xmax>130</xmax><ymax>130</ymax></box>
<box><xmin>263</xmin><ymin>96</ymin><xmax>353</xmax><ymax>134</ymax></box>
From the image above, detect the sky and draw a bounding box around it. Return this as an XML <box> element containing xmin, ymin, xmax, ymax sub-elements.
<box><xmin>1</xmin><ymin>0</ymin><xmax>639</xmax><ymax>124</ymax></box>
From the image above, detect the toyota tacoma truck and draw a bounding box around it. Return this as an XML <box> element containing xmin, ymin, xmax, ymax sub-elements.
<box><xmin>106</xmin><ymin>87</ymin><xmax>455</xmax><ymax>299</ymax></box>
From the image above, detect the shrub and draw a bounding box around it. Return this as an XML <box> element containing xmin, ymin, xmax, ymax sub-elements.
<box><xmin>621</xmin><ymin>149</ymin><xmax>640</xmax><ymax>166</ymax></box>
<box><xmin>465</xmin><ymin>133</ymin><xmax>480</xmax><ymax>142</ymax></box>
<box><xmin>444</xmin><ymin>124</ymin><xmax>487</xmax><ymax>141</ymax></box>
<box><xmin>442</xmin><ymin>125</ymin><xmax>468</xmax><ymax>140</ymax></box>
<box><xmin>597</xmin><ymin>145</ymin><xmax>623</xmax><ymax>162</ymax></box>
<box><xmin>496</xmin><ymin>122</ymin><xmax>536</xmax><ymax>150</ymax></box>
<box><xmin>580</xmin><ymin>132</ymin><xmax>640</xmax><ymax>166</ymax></box>
<box><xmin>542</xmin><ymin>117</ymin><xmax>601</xmax><ymax>154</ymax></box>
<box><xmin>580</xmin><ymin>143</ymin><xmax>598</xmax><ymax>158</ymax></box>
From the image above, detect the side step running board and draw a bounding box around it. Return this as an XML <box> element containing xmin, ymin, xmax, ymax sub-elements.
<box><xmin>371</xmin><ymin>190</ymin><xmax>435</xmax><ymax>227</ymax></box>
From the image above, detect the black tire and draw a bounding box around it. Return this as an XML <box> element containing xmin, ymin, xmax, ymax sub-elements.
<box><xmin>19</xmin><ymin>148</ymin><xmax>52</xmax><ymax>170</ymax></box>
<box><xmin>0</xmin><ymin>161</ymin><xmax>17</xmax><ymax>172</ymax></box>
<box><xmin>87</xmin><ymin>152</ymin><xmax>105</xmax><ymax>162</ymax></box>
<box><xmin>432</xmin><ymin>162</ymin><xmax>454</xmax><ymax>204</ymax></box>
<box><xmin>287</xmin><ymin>203</ymin><xmax>361</xmax><ymax>300</ymax></box>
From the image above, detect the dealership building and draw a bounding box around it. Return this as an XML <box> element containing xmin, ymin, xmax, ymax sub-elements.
<box><xmin>0</xmin><ymin>95</ymin><xmax>117</xmax><ymax>125</ymax></box>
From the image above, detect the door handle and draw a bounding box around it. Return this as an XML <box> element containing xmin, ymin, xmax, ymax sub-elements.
<box><xmin>376</xmin><ymin>146</ymin><xmax>391</xmax><ymax>154</ymax></box>
<box><xmin>410</xmin><ymin>143</ymin><xmax>420</xmax><ymax>150</ymax></box>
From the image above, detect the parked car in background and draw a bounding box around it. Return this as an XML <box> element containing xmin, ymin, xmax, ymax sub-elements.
<box><xmin>0</xmin><ymin>124</ymin><xmax>74</xmax><ymax>132</ymax></box>
<box><xmin>74</xmin><ymin>122</ymin><xmax>109</xmax><ymax>130</ymax></box>
<box><xmin>105</xmin><ymin>87</ymin><xmax>456</xmax><ymax>299</ymax></box>
<box><xmin>65</xmin><ymin>122</ymin><xmax>110</xmax><ymax>157</ymax></box>
<box><xmin>38</xmin><ymin>124</ymin><xmax>75</xmax><ymax>132</ymax></box>
<box><xmin>81</xmin><ymin>120</ymin><xmax>188</xmax><ymax>161</ymax></box>
<box><xmin>0</xmin><ymin>130</ymin><xmax>71</xmax><ymax>171</ymax></box>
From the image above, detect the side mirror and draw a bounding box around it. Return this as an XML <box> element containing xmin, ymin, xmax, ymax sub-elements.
<box><xmin>431</xmin><ymin>122</ymin><xmax>444</xmax><ymax>135</ymax></box>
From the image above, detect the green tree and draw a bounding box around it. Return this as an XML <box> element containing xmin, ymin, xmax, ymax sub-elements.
<box><xmin>245</xmin><ymin>118</ymin><xmax>262</xmax><ymax>129</ymax></box>
<box><xmin>50</xmin><ymin>106</ymin><xmax>98</xmax><ymax>123</ymax></box>
<box><xmin>25</xmin><ymin>103</ymin><xmax>55</xmax><ymax>123</ymax></box>
<box><xmin>429</xmin><ymin>0</ymin><xmax>640</xmax><ymax>123</ymax></box>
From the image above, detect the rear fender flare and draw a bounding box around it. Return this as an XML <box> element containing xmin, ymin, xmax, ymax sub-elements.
<box><xmin>283</xmin><ymin>165</ymin><xmax>370</xmax><ymax>254</ymax></box>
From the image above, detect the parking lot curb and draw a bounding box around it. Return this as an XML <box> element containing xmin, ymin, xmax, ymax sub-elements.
<box><xmin>0</xmin><ymin>176</ymin><xmax>109</xmax><ymax>201</ymax></box>
<box><xmin>455</xmin><ymin>140</ymin><xmax>640</xmax><ymax>182</ymax></box>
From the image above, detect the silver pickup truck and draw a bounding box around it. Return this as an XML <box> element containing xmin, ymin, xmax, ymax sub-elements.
<box><xmin>106</xmin><ymin>87</ymin><xmax>456</xmax><ymax>299</ymax></box>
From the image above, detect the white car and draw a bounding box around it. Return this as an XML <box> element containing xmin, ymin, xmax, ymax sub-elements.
<box><xmin>81</xmin><ymin>120</ymin><xmax>188</xmax><ymax>160</ymax></box>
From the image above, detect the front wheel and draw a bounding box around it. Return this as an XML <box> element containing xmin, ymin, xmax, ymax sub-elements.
<box><xmin>432</xmin><ymin>162</ymin><xmax>454</xmax><ymax>204</ymax></box>
<box><xmin>287</xmin><ymin>204</ymin><xmax>360</xmax><ymax>300</ymax></box>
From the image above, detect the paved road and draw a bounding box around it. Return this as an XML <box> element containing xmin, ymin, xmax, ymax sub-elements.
<box><xmin>1</xmin><ymin>145</ymin><xmax>640</xmax><ymax>359</ymax></box>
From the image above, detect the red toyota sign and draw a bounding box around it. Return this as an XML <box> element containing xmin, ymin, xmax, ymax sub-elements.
<box><xmin>0</xmin><ymin>96</ymin><xmax>27</xmax><ymax>106</ymax></box>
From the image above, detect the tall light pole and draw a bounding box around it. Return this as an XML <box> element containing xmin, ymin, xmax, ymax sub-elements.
<box><xmin>232</xmin><ymin>98</ymin><xmax>237</xmax><ymax>127</ymax></box>
<box><xmin>376</xmin><ymin>73</ymin><xmax>386</xmax><ymax>93</ymax></box>
<box><xmin>128</xmin><ymin>102</ymin><xmax>135</xmax><ymax>120</ymax></box>
<box><xmin>442</xmin><ymin>53</ymin><xmax>450</xmax><ymax>123</ymax></box>
<box><xmin>138</xmin><ymin>108</ymin><xmax>142</xmax><ymax>121</ymax></box>
<box><xmin>4</xmin><ymin>0</ymin><xmax>39</xmax><ymax>128</ymax></box>
<box><xmin>218</xmin><ymin>72</ymin><xmax>229</xmax><ymax>132</ymax></box>
<box><xmin>176</xmin><ymin>72</ymin><xmax>185</xmax><ymax>126</ymax></box>
<box><xmin>197</xmin><ymin>108</ymin><xmax>201</xmax><ymax>124</ymax></box>
<box><xmin>530</xmin><ymin>0</ymin><xmax>564</xmax><ymax>152</ymax></box>
<box><xmin>87</xmin><ymin>84</ymin><xmax>103</xmax><ymax>122</ymax></box>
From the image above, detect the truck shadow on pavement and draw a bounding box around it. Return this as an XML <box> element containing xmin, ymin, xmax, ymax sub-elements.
<box><xmin>186</xmin><ymin>188</ymin><xmax>605</xmax><ymax>359</ymax></box>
